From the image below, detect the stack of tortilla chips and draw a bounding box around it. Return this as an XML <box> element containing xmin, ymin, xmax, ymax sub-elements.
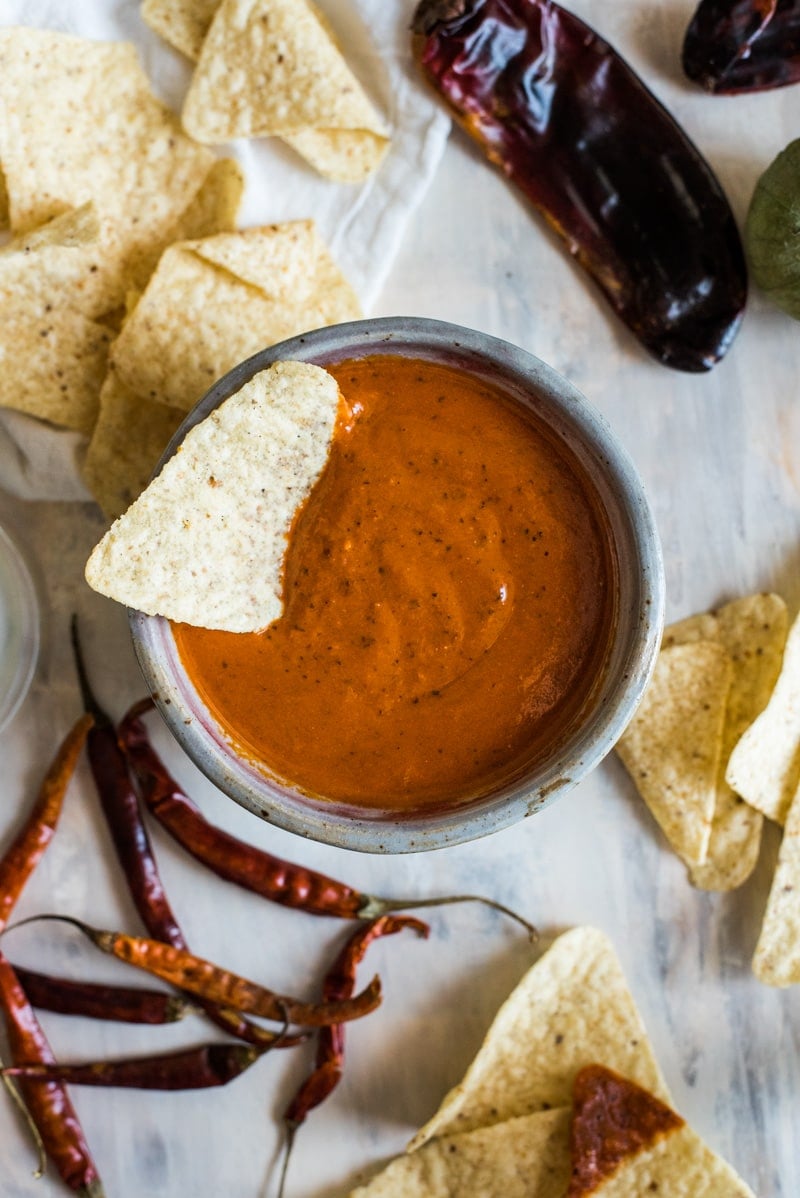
<box><xmin>0</xmin><ymin>27</ymin><xmax>361</xmax><ymax>519</ymax></box>
<box><xmin>142</xmin><ymin>0</ymin><xmax>390</xmax><ymax>181</ymax></box>
<box><xmin>617</xmin><ymin>594</ymin><xmax>800</xmax><ymax>986</ymax></box>
<box><xmin>346</xmin><ymin>928</ymin><xmax>754</xmax><ymax>1196</ymax></box>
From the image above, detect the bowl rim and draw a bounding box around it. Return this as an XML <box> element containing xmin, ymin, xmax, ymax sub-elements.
<box><xmin>0</xmin><ymin>520</ymin><xmax>40</xmax><ymax>734</ymax></box>
<box><xmin>130</xmin><ymin>316</ymin><xmax>665</xmax><ymax>853</ymax></box>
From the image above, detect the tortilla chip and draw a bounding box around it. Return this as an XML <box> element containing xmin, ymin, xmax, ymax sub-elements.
<box><xmin>568</xmin><ymin>1065</ymin><xmax>755</xmax><ymax>1198</ymax></box>
<box><xmin>726</xmin><ymin>608</ymin><xmax>800</xmax><ymax>825</ymax></box>
<box><xmin>348</xmin><ymin>1109</ymin><xmax>571</xmax><ymax>1198</ymax></box>
<box><xmin>85</xmin><ymin>360</ymin><xmax>340</xmax><ymax>631</ymax></box>
<box><xmin>181</xmin><ymin>0</ymin><xmax>389</xmax><ymax>182</ymax></box>
<box><xmin>752</xmin><ymin>781</ymin><xmax>800</xmax><ymax>985</ymax></box>
<box><xmin>616</xmin><ymin>642</ymin><xmax>732</xmax><ymax>866</ymax></box>
<box><xmin>141</xmin><ymin>0</ymin><xmax>220</xmax><ymax>61</ymax></box>
<box><xmin>665</xmin><ymin>595</ymin><xmax>788</xmax><ymax>889</ymax></box>
<box><xmin>132</xmin><ymin>155</ymin><xmax>245</xmax><ymax>288</ymax></box>
<box><xmin>408</xmin><ymin>927</ymin><xmax>669</xmax><ymax>1151</ymax></box>
<box><xmin>82</xmin><ymin>372</ymin><xmax>184</xmax><ymax>520</ymax></box>
<box><xmin>0</xmin><ymin>209</ymin><xmax>113</xmax><ymax>433</ymax></box>
<box><xmin>0</xmin><ymin>28</ymin><xmax>215</xmax><ymax>314</ymax></box>
<box><xmin>109</xmin><ymin>222</ymin><xmax>360</xmax><ymax>413</ymax></box>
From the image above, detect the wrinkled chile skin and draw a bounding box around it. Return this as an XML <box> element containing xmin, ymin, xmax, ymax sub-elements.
<box><xmin>413</xmin><ymin>0</ymin><xmax>747</xmax><ymax>372</ymax></box>
<box><xmin>683</xmin><ymin>0</ymin><xmax>800</xmax><ymax>93</ymax></box>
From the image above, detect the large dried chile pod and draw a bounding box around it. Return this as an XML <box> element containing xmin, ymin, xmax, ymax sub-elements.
<box><xmin>683</xmin><ymin>0</ymin><xmax>800</xmax><ymax>94</ymax></box>
<box><xmin>413</xmin><ymin>0</ymin><xmax>747</xmax><ymax>372</ymax></box>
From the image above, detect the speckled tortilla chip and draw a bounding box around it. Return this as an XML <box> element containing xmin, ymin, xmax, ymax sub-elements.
<box><xmin>85</xmin><ymin>361</ymin><xmax>340</xmax><ymax>631</ymax></box>
<box><xmin>569</xmin><ymin>1070</ymin><xmax>754</xmax><ymax>1198</ymax></box>
<box><xmin>0</xmin><ymin>27</ymin><xmax>215</xmax><ymax>314</ymax></box>
<box><xmin>752</xmin><ymin>783</ymin><xmax>800</xmax><ymax>986</ymax></box>
<box><xmin>408</xmin><ymin>927</ymin><xmax>669</xmax><ymax>1151</ymax></box>
<box><xmin>141</xmin><ymin>0</ymin><xmax>220</xmax><ymax>60</ymax></box>
<box><xmin>82</xmin><ymin>373</ymin><xmax>184</xmax><ymax>520</ymax></box>
<box><xmin>0</xmin><ymin>204</ymin><xmax>119</xmax><ymax>324</ymax></box>
<box><xmin>616</xmin><ymin>642</ymin><xmax>732</xmax><ymax>866</ymax></box>
<box><xmin>0</xmin><ymin>208</ymin><xmax>113</xmax><ymax>433</ymax></box>
<box><xmin>109</xmin><ymin>222</ymin><xmax>360</xmax><ymax>412</ymax></box>
<box><xmin>181</xmin><ymin>0</ymin><xmax>389</xmax><ymax>182</ymax></box>
<box><xmin>140</xmin><ymin>156</ymin><xmax>244</xmax><ymax>282</ymax></box>
<box><xmin>664</xmin><ymin>595</ymin><xmax>788</xmax><ymax>890</ymax></box>
<box><xmin>726</xmin><ymin>609</ymin><xmax>800</xmax><ymax>826</ymax></box>
<box><xmin>348</xmin><ymin>1110</ymin><xmax>571</xmax><ymax>1198</ymax></box>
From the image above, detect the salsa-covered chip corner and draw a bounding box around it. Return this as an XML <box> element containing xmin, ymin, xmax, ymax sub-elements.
<box><xmin>85</xmin><ymin>359</ymin><xmax>341</xmax><ymax>633</ymax></box>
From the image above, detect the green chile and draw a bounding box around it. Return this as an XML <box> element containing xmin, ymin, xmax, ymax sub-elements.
<box><xmin>746</xmin><ymin>139</ymin><xmax>800</xmax><ymax>319</ymax></box>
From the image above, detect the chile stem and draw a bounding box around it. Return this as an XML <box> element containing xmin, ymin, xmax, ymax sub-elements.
<box><xmin>0</xmin><ymin>1049</ymin><xmax>46</xmax><ymax>1178</ymax></box>
<box><xmin>357</xmin><ymin>894</ymin><xmax>537</xmax><ymax>941</ymax></box>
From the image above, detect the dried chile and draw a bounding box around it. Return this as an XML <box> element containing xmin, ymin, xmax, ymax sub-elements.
<box><xmin>413</xmin><ymin>0</ymin><xmax>747</xmax><ymax>371</ymax></box>
<box><xmin>683</xmin><ymin>0</ymin><xmax>800</xmax><ymax>94</ymax></box>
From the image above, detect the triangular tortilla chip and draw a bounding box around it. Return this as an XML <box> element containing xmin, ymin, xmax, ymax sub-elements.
<box><xmin>0</xmin><ymin>209</ymin><xmax>113</xmax><ymax>433</ymax></box>
<box><xmin>85</xmin><ymin>360</ymin><xmax>340</xmax><ymax>632</ymax></box>
<box><xmin>0</xmin><ymin>203</ymin><xmax>123</xmax><ymax>326</ymax></box>
<box><xmin>726</xmin><ymin>608</ymin><xmax>800</xmax><ymax>825</ymax></box>
<box><xmin>109</xmin><ymin>222</ymin><xmax>360</xmax><ymax>413</ymax></box>
<box><xmin>664</xmin><ymin>595</ymin><xmax>788</xmax><ymax>889</ymax></box>
<box><xmin>181</xmin><ymin>0</ymin><xmax>389</xmax><ymax>181</ymax></box>
<box><xmin>408</xmin><ymin>927</ymin><xmax>669</xmax><ymax>1151</ymax></box>
<box><xmin>142</xmin><ymin>0</ymin><xmax>220</xmax><ymax>61</ymax></box>
<box><xmin>752</xmin><ymin>780</ymin><xmax>800</xmax><ymax>986</ymax></box>
<box><xmin>0</xmin><ymin>28</ymin><xmax>216</xmax><ymax>314</ymax></box>
<box><xmin>567</xmin><ymin>1065</ymin><xmax>755</xmax><ymax>1198</ymax></box>
<box><xmin>83</xmin><ymin>373</ymin><xmax>184</xmax><ymax>520</ymax></box>
<box><xmin>348</xmin><ymin>1109</ymin><xmax>571</xmax><ymax>1198</ymax></box>
<box><xmin>616</xmin><ymin>641</ymin><xmax>732</xmax><ymax>866</ymax></box>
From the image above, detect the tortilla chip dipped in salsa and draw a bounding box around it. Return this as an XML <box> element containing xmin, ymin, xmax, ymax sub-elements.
<box><xmin>179</xmin><ymin>0</ymin><xmax>390</xmax><ymax>181</ymax></box>
<box><xmin>567</xmin><ymin>1065</ymin><xmax>755</xmax><ymax>1198</ymax></box>
<box><xmin>85</xmin><ymin>360</ymin><xmax>341</xmax><ymax>632</ymax></box>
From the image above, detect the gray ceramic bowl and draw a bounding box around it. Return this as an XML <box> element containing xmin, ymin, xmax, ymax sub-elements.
<box><xmin>130</xmin><ymin>317</ymin><xmax>664</xmax><ymax>853</ymax></box>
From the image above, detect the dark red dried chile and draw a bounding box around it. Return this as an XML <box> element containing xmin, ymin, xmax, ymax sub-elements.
<box><xmin>683</xmin><ymin>0</ymin><xmax>800</xmax><ymax>93</ymax></box>
<box><xmin>413</xmin><ymin>0</ymin><xmax>747</xmax><ymax>372</ymax></box>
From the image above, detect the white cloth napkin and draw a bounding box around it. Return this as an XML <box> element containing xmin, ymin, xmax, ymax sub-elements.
<box><xmin>0</xmin><ymin>0</ymin><xmax>450</xmax><ymax>502</ymax></box>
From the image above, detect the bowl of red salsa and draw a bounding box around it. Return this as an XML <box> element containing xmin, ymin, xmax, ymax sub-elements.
<box><xmin>130</xmin><ymin>317</ymin><xmax>664</xmax><ymax>852</ymax></box>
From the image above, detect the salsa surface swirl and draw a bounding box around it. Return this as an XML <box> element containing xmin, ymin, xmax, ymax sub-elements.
<box><xmin>174</xmin><ymin>355</ymin><xmax>617</xmax><ymax>810</ymax></box>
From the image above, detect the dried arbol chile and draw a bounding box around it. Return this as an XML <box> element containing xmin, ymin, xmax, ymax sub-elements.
<box><xmin>412</xmin><ymin>0</ymin><xmax>747</xmax><ymax>372</ymax></box>
<box><xmin>683</xmin><ymin>0</ymin><xmax>800</xmax><ymax>94</ymax></box>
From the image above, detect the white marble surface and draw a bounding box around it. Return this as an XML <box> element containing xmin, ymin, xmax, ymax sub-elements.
<box><xmin>2</xmin><ymin>1</ymin><xmax>800</xmax><ymax>1196</ymax></box>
